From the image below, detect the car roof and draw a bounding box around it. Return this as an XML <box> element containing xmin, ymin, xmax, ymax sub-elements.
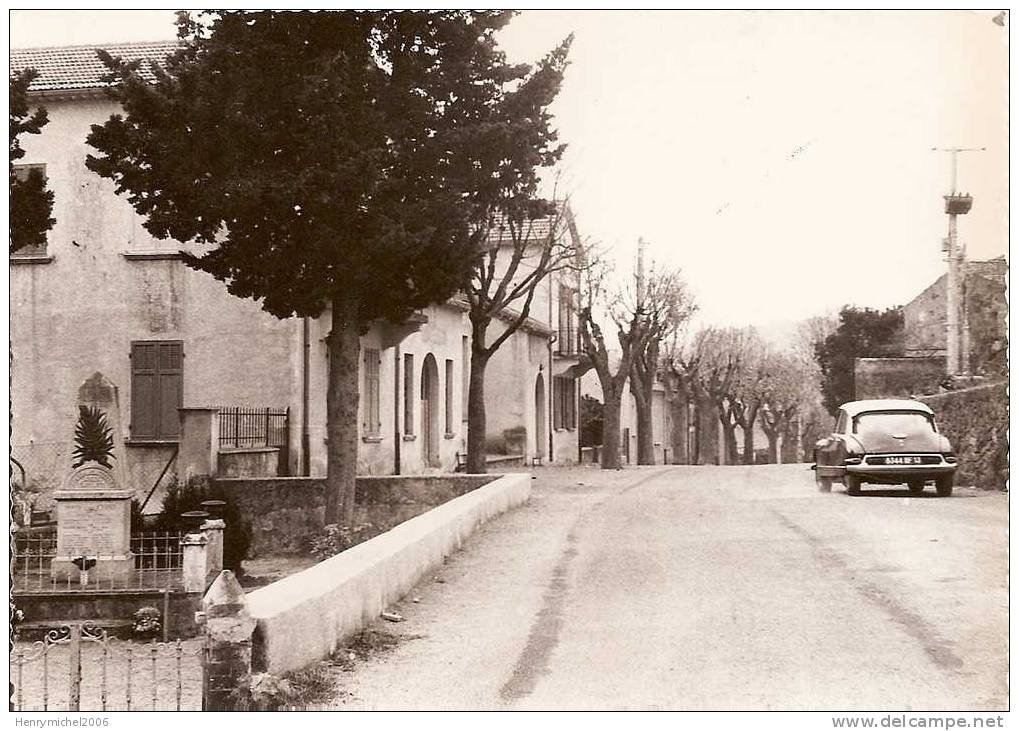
<box><xmin>840</xmin><ymin>399</ymin><xmax>934</xmax><ymax>417</ymax></box>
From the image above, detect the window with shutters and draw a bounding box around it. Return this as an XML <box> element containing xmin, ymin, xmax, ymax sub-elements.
<box><xmin>11</xmin><ymin>164</ymin><xmax>51</xmax><ymax>258</ymax></box>
<box><xmin>403</xmin><ymin>353</ymin><xmax>415</xmax><ymax>435</ymax></box>
<box><xmin>362</xmin><ymin>348</ymin><xmax>381</xmax><ymax>438</ymax></box>
<box><xmin>444</xmin><ymin>359</ymin><xmax>454</xmax><ymax>436</ymax></box>
<box><xmin>130</xmin><ymin>341</ymin><xmax>183</xmax><ymax>440</ymax></box>
<box><xmin>552</xmin><ymin>376</ymin><xmax>577</xmax><ymax>431</ymax></box>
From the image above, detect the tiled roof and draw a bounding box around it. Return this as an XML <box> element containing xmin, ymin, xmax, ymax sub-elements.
<box><xmin>10</xmin><ymin>41</ymin><xmax>179</xmax><ymax>92</ymax></box>
<box><xmin>485</xmin><ymin>201</ymin><xmax>575</xmax><ymax>247</ymax></box>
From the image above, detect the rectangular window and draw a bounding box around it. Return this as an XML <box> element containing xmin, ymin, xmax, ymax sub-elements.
<box><xmin>131</xmin><ymin>341</ymin><xmax>183</xmax><ymax>440</ymax></box>
<box><xmin>444</xmin><ymin>359</ymin><xmax>454</xmax><ymax>435</ymax></box>
<box><xmin>11</xmin><ymin>164</ymin><xmax>50</xmax><ymax>257</ymax></box>
<box><xmin>553</xmin><ymin>377</ymin><xmax>563</xmax><ymax>430</ymax></box>
<box><xmin>363</xmin><ymin>348</ymin><xmax>381</xmax><ymax>437</ymax></box>
<box><xmin>552</xmin><ymin>376</ymin><xmax>577</xmax><ymax>431</ymax></box>
<box><xmin>403</xmin><ymin>353</ymin><xmax>415</xmax><ymax>435</ymax></box>
<box><xmin>557</xmin><ymin>285</ymin><xmax>577</xmax><ymax>354</ymax></box>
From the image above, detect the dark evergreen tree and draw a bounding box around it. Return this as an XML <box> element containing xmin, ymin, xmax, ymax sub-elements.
<box><xmin>85</xmin><ymin>11</ymin><xmax>565</xmax><ymax>523</ymax></box>
<box><xmin>815</xmin><ymin>306</ymin><xmax>904</xmax><ymax>414</ymax></box>
<box><xmin>10</xmin><ymin>68</ymin><xmax>55</xmax><ymax>253</ymax></box>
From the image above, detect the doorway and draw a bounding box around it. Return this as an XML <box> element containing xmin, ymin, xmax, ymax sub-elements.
<box><xmin>421</xmin><ymin>354</ymin><xmax>440</xmax><ymax>468</ymax></box>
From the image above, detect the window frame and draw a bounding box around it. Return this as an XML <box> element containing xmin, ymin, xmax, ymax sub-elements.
<box><xmin>362</xmin><ymin>348</ymin><xmax>382</xmax><ymax>438</ymax></box>
<box><xmin>11</xmin><ymin>163</ymin><xmax>52</xmax><ymax>259</ymax></box>
<box><xmin>129</xmin><ymin>340</ymin><xmax>184</xmax><ymax>441</ymax></box>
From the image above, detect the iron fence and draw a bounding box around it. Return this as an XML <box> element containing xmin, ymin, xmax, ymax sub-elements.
<box><xmin>12</xmin><ymin>530</ymin><xmax>185</xmax><ymax>593</ymax></box>
<box><xmin>216</xmin><ymin>405</ymin><xmax>290</xmax><ymax>474</ymax></box>
<box><xmin>10</xmin><ymin>622</ymin><xmax>203</xmax><ymax>711</ymax></box>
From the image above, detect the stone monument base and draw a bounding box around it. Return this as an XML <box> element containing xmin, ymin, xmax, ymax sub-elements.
<box><xmin>50</xmin><ymin>554</ymin><xmax>135</xmax><ymax>585</ymax></box>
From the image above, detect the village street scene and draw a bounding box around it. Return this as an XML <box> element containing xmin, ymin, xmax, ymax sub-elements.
<box><xmin>8</xmin><ymin>10</ymin><xmax>1008</xmax><ymax>718</ymax></box>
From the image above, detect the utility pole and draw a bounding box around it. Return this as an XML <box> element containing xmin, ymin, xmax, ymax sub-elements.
<box><xmin>932</xmin><ymin>147</ymin><xmax>984</xmax><ymax>376</ymax></box>
<box><xmin>636</xmin><ymin>236</ymin><xmax>647</xmax><ymax>312</ymax></box>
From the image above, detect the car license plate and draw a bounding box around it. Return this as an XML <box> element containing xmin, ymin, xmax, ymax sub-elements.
<box><xmin>882</xmin><ymin>456</ymin><xmax>922</xmax><ymax>465</ymax></box>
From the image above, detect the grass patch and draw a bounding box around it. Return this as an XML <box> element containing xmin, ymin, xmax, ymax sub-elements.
<box><xmin>329</xmin><ymin>628</ymin><xmax>423</xmax><ymax>671</ymax></box>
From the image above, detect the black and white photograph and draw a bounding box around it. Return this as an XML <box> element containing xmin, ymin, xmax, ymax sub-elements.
<box><xmin>7</xmin><ymin>8</ymin><xmax>1009</xmax><ymax>721</ymax></box>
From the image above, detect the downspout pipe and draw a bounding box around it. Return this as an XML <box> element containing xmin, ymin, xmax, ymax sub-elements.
<box><xmin>394</xmin><ymin>345</ymin><xmax>402</xmax><ymax>475</ymax></box>
<box><xmin>301</xmin><ymin>317</ymin><xmax>310</xmax><ymax>476</ymax></box>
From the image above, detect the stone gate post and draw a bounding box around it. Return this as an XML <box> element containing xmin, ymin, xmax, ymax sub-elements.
<box><xmin>200</xmin><ymin>571</ymin><xmax>256</xmax><ymax>711</ymax></box>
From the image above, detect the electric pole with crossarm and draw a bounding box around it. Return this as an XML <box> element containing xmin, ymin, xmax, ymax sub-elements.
<box><xmin>932</xmin><ymin>146</ymin><xmax>985</xmax><ymax>376</ymax></box>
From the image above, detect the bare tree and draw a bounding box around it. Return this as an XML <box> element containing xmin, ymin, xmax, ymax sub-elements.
<box><xmin>760</xmin><ymin>351</ymin><xmax>818</xmax><ymax>463</ymax></box>
<box><xmin>628</xmin><ymin>263</ymin><xmax>696</xmax><ymax>465</ymax></box>
<box><xmin>724</xmin><ymin>329</ymin><xmax>768</xmax><ymax>465</ymax></box>
<box><xmin>578</xmin><ymin>256</ymin><xmax>647</xmax><ymax>470</ymax></box>
<box><xmin>463</xmin><ymin>200</ymin><xmax>585</xmax><ymax>473</ymax></box>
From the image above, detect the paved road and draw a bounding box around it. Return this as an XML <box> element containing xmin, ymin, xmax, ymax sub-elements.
<box><xmin>326</xmin><ymin>464</ymin><xmax>1008</xmax><ymax>711</ymax></box>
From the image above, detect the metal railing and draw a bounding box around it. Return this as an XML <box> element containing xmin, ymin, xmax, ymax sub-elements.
<box><xmin>12</xmin><ymin>530</ymin><xmax>185</xmax><ymax>593</ymax></box>
<box><xmin>555</xmin><ymin>327</ymin><xmax>580</xmax><ymax>356</ymax></box>
<box><xmin>216</xmin><ymin>405</ymin><xmax>290</xmax><ymax>473</ymax></box>
<box><xmin>10</xmin><ymin>622</ymin><xmax>202</xmax><ymax>711</ymax></box>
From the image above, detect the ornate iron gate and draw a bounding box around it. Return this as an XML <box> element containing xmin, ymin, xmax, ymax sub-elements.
<box><xmin>10</xmin><ymin>622</ymin><xmax>202</xmax><ymax>711</ymax></box>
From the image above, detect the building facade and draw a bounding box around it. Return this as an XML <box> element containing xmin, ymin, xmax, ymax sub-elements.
<box><xmin>903</xmin><ymin>256</ymin><xmax>1007</xmax><ymax>376</ymax></box>
<box><xmin>13</xmin><ymin>42</ymin><xmax>562</xmax><ymax>508</ymax></box>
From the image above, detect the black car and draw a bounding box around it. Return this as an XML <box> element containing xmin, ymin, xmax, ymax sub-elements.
<box><xmin>813</xmin><ymin>399</ymin><xmax>957</xmax><ymax>496</ymax></box>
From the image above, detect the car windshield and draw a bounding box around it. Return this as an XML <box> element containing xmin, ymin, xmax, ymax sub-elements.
<box><xmin>853</xmin><ymin>411</ymin><xmax>934</xmax><ymax>436</ymax></box>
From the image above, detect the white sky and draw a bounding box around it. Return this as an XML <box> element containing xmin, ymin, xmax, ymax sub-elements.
<box><xmin>9</xmin><ymin>10</ymin><xmax>1009</xmax><ymax>333</ymax></box>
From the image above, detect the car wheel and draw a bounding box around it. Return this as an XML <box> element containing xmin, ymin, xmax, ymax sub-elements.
<box><xmin>846</xmin><ymin>475</ymin><xmax>862</xmax><ymax>495</ymax></box>
<box><xmin>936</xmin><ymin>474</ymin><xmax>954</xmax><ymax>497</ymax></box>
<box><xmin>908</xmin><ymin>480</ymin><xmax>925</xmax><ymax>495</ymax></box>
<box><xmin>816</xmin><ymin>473</ymin><xmax>832</xmax><ymax>492</ymax></box>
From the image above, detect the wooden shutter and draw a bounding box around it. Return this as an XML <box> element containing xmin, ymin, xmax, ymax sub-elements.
<box><xmin>552</xmin><ymin>377</ymin><xmax>563</xmax><ymax>430</ymax></box>
<box><xmin>444</xmin><ymin>359</ymin><xmax>454</xmax><ymax>433</ymax></box>
<box><xmin>157</xmin><ymin>342</ymin><xmax>183</xmax><ymax>438</ymax></box>
<box><xmin>363</xmin><ymin>349</ymin><xmax>380</xmax><ymax>435</ymax></box>
<box><xmin>404</xmin><ymin>354</ymin><xmax>414</xmax><ymax>434</ymax></box>
<box><xmin>131</xmin><ymin>343</ymin><xmax>158</xmax><ymax>438</ymax></box>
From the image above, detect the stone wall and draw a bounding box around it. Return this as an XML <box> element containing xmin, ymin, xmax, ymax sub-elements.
<box><xmin>854</xmin><ymin>357</ymin><xmax>946</xmax><ymax>400</ymax></box>
<box><xmin>212</xmin><ymin>474</ymin><xmax>496</xmax><ymax>557</ymax></box>
<box><xmin>919</xmin><ymin>381</ymin><xmax>1008</xmax><ymax>491</ymax></box>
<box><xmin>246</xmin><ymin>473</ymin><xmax>531</xmax><ymax>674</ymax></box>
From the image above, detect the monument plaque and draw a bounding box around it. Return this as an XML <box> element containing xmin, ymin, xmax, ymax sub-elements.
<box><xmin>51</xmin><ymin>462</ymin><xmax>135</xmax><ymax>583</ymax></box>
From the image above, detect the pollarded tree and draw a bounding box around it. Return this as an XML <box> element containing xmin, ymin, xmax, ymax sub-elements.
<box><xmin>10</xmin><ymin>68</ymin><xmax>55</xmax><ymax>253</ymax></box>
<box><xmin>86</xmin><ymin>10</ymin><xmax>555</xmax><ymax>524</ymax></box>
<box><xmin>759</xmin><ymin>351</ymin><xmax>816</xmax><ymax>463</ymax></box>
<box><xmin>628</xmin><ymin>262</ymin><xmax>695</xmax><ymax>465</ymax></box>
<box><xmin>723</xmin><ymin>329</ymin><xmax>768</xmax><ymax>465</ymax></box>
<box><xmin>578</xmin><ymin>257</ymin><xmax>647</xmax><ymax>470</ymax></box>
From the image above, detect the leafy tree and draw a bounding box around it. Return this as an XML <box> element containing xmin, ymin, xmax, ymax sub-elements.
<box><xmin>85</xmin><ymin>11</ymin><xmax>552</xmax><ymax>524</ymax></box>
<box><xmin>72</xmin><ymin>405</ymin><xmax>115</xmax><ymax>469</ymax></box>
<box><xmin>815</xmin><ymin>306</ymin><xmax>903</xmax><ymax>414</ymax></box>
<box><xmin>10</xmin><ymin>69</ymin><xmax>55</xmax><ymax>253</ymax></box>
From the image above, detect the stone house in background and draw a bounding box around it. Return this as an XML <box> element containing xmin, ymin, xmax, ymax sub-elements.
<box><xmin>903</xmin><ymin>256</ymin><xmax>1007</xmax><ymax>376</ymax></box>
<box><xmin>10</xmin><ymin>42</ymin><xmax>581</xmax><ymax>511</ymax></box>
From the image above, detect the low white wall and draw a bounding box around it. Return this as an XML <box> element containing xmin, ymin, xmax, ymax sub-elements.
<box><xmin>246</xmin><ymin>472</ymin><xmax>531</xmax><ymax>674</ymax></box>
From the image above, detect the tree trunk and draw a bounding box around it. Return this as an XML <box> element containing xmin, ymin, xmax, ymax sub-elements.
<box><xmin>742</xmin><ymin>422</ymin><xmax>756</xmax><ymax>465</ymax></box>
<box><xmin>325</xmin><ymin>293</ymin><xmax>361</xmax><ymax>526</ymax></box>
<box><xmin>720</xmin><ymin>416</ymin><xmax>738</xmax><ymax>466</ymax></box>
<box><xmin>669</xmin><ymin>390</ymin><xmax>689</xmax><ymax>465</ymax></box>
<box><xmin>601</xmin><ymin>391</ymin><xmax>623</xmax><ymax>469</ymax></box>
<box><xmin>781</xmin><ymin>424</ymin><xmax>799</xmax><ymax>463</ymax></box>
<box><xmin>631</xmin><ymin>377</ymin><xmax>655</xmax><ymax>465</ymax></box>
<box><xmin>765</xmin><ymin>432</ymin><xmax>780</xmax><ymax>464</ymax></box>
<box><xmin>696</xmin><ymin>392</ymin><xmax>719</xmax><ymax>465</ymax></box>
<box><xmin>465</xmin><ymin>350</ymin><xmax>490</xmax><ymax>474</ymax></box>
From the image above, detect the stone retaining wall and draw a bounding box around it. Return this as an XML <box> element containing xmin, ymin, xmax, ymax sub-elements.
<box><xmin>919</xmin><ymin>381</ymin><xmax>1008</xmax><ymax>490</ymax></box>
<box><xmin>245</xmin><ymin>472</ymin><xmax>531</xmax><ymax>674</ymax></box>
<box><xmin>212</xmin><ymin>474</ymin><xmax>496</xmax><ymax>557</ymax></box>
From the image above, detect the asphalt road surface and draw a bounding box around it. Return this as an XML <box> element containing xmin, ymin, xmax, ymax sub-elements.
<box><xmin>326</xmin><ymin>464</ymin><xmax>1007</xmax><ymax>711</ymax></box>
